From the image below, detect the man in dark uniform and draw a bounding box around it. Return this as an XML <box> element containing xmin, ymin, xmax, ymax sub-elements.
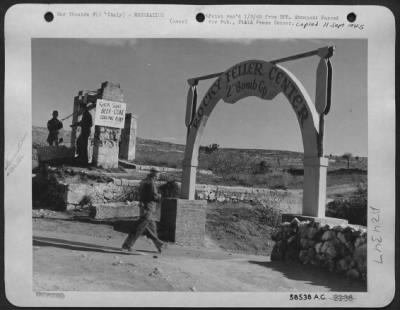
<box><xmin>122</xmin><ymin>168</ymin><xmax>166</xmax><ymax>253</ymax></box>
<box><xmin>47</xmin><ymin>110</ymin><xmax>63</xmax><ymax>146</ymax></box>
<box><xmin>71</xmin><ymin>104</ymin><xmax>92</xmax><ymax>164</ymax></box>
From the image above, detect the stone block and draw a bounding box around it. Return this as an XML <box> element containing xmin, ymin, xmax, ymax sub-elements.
<box><xmin>113</xmin><ymin>178</ymin><xmax>122</xmax><ymax>186</ymax></box>
<box><xmin>300</xmin><ymin>238</ymin><xmax>316</xmax><ymax>249</ymax></box>
<box><xmin>321</xmin><ymin>230</ymin><xmax>337</xmax><ymax>241</ymax></box>
<box><xmin>346</xmin><ymin>268</ymin><xmax>360</xmax><ymax>279</ymax></box>
<box><xmin>66</xmin><ymin>204</ymin><xmax>78</xmax><ymax>211</ymax></box>
<box><xmin>37</xmin><ymin>146</ymin><xmax>75</xmax><ymax>163</ymax></box>
<box><xmin>92</xmin><ymin>136</ymin><xmax>120</xmax><ymax>169</ymax></box>
<box><xmin>65</xmin><ymin>183</ymin><xmax>88</xmax><ymax>205</ymax></box>
<box><xmin>64</xmin><ymin>182</ymin><xmax>125</xmax><ymax>206</ymax></box>
<box><xmin>91</xmin><ymin>201</ymin><xmax>161</xmax><ymax>220</ymax></box>
<box><xmin>159</xmin><ymin>198</ymin><xmax>207</xmax><ymax>246</ymax></box>
<box><xmin>281</xmin><ymin>214</ymin><xmax>348</xmax><ymax>226</ymax></box>
<box><xmin>91</xmin><ymin>201</ymin><xmax>139</xmax><ymax>219</ymax></box>
<box><xmin>119</xmin><ymin>113</ymin><xmax>137</xmax><ymax>161</ymax></box>
<box><xmin>127</xmin><ymin>180</ymin><xmax>139</xmax><ymax>187</ymax></box>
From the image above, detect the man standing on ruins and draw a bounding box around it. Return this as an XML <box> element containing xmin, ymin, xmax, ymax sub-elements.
<box><xmin>47</xmin><ymin>110</ymin><xmax>63</xmax><ymax>146</ymax></box>
<box><xmin>71</xmin><ymin>103</ymin><xmax>92</xmax><ymax>165</ymax></box>
<box><xmin>122</xmin><ymin>168</ymin><xmax>166</xmax><ymax>253</ymax></box>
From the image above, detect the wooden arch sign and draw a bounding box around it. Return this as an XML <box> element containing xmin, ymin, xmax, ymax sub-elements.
<box><xmin>181</xmin><ymin>59</ymin><xmax>325</xmax><ymax>217</ymax></box>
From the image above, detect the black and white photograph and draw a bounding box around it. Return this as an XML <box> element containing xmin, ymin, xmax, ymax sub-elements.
<box><xmin>31</xmin><ymin>37</ymin><xmax>368</xmax><ymax>293</ymax></box>
<box><xmin>4</xmin><ymin>4</ymin><xmax>395</xmax><ymax>307</ymax></box>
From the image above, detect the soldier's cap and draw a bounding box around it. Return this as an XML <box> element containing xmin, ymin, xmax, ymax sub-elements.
<box><xmin>149</xmin><ymin>167</ymin><xmax>160</xmax><ymax>175</ymax></box>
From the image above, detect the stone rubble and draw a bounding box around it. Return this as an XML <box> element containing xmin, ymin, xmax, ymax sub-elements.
<box><xmin>271</xmin><ymin>217</ymin><xmax>366</xmax><ymax>281</ymax></box>
<box><xmin>149</xmin><ymin>267</ymin><xmax>163</xmax><ymax>277</ymax></box>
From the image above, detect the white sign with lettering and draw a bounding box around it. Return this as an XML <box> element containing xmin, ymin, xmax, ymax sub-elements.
<box><xmin>94</xmin><ymin>99</ymin><xmax>126</xmax><ymax>128</ymax></box>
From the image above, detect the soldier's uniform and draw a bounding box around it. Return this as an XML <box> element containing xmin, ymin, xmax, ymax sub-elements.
<box><xmin>122</xmin><ymin>169</ymin><xmax>166</xmax><ymax>253</ymax></box>
<box><xmin>75</xmin><ymin>109</ymin><xmax>92</xmax><ymax>163</ymax></box>
<box><xmin>47</xmin><ymin>114</ymin><xmax>63</xmax><ymax>146</ymax></box>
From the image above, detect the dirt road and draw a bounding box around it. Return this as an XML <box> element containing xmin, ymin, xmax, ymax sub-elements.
<box><xmin>33</xmin><ymin>212</ymin><xmax>365</xmax><ymax>292</ymax></box>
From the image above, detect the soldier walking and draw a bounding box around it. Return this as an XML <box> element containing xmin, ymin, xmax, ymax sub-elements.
<box><xmin>122</xmin><ymin>168</ymin><xmax>166</xmax><ymax>253</ymax></box>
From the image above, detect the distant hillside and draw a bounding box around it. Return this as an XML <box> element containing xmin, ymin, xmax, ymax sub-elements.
<box><xmin>32</xmin><ymin>126</ymin><xmax>367</xmax><ymax>189</ymax></box>
<box><xmin>32</xmin><ymin>126</ymin><xmax>367</xmax><ymax>171</ymax></box>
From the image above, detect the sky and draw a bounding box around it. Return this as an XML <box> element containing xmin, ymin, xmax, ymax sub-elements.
<box><xmin>32</xmin><ymin>38</ymin><xmax>367</xmax><ymax>157</ymax></box>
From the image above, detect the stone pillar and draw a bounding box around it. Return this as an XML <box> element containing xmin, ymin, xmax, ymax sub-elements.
<box><xmin>91</xmin><ymin>82</ymin><xmax>125</xmax><ymax>169</ymax></box>
<box><xmin>302</xmin><ymin>157</ymin><xmax>328</xmax><ymax>217</ymax></box>
<box><xmin>70</xmin><ymin>93</ymin><xmax>82</xmax><ymax>154</ymax></box>
<box><xmin>119</xmin><ymin>113</ymin><xmax>137</xmax><ymax>161</ymax></box>
<box><xmin>180</xmin><ymin>160</ymin><xmax>197</xmax><ymax>200</ymax></box>
<box><xmin>86</xmin><ymin>109</ymin><xmax>96</xmax><ymax>164</ymax></box>
<box><xmin>159</xmin><ymin>198</ymin><xmax>207</xmax><ymax>246</ymax></box>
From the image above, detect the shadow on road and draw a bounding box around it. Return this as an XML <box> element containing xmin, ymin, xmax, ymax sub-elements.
<box><xmin>248</xmin><ymin>260</ymin><xmax>366</xmax><ymax>292</ymax></box>
<box><xmin>34</xmin><ymin>215</ymin><xmax>139</xmax><ymax>235</ymax></box>
<box><xmin>33</xmin><ymin>236</ymin><xmax>145</xmax><ymax>256</ymax></box>
<box><xmin>36</xmin><ymin>216</ymin><xmax>171</xmax><ymax>242</ymax></box>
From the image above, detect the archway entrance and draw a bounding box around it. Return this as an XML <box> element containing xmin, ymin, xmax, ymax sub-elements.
<box><xmin>181</xmin><ymin>47</ymin><xmax>334</xmax><ymax>218</ymax></box>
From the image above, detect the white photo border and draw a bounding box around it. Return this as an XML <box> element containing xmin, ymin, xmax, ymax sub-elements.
<box><xmin>4</xmin><ymin>4</ymin><xmax>396</xmax><ymax>307</ymax></box>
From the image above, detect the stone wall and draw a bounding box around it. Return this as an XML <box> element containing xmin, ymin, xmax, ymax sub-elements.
<box><xmin>42</xmin><ymin>169</ymin><xmax>140</xmax><ymax>210</ymax></box>
<box><xmin>271</xmin><ymin>217</ymin><xmax>367</xmax><ymax>281</ymax></box>
<box><xmin>60</xmin><ymin>178</ymin><xmax>302</xmax><ymax>212</ymax></box>
<box><xmin>36</xmin><ymin>146</ymin><xmax>75</xmax><ymax>164</ymax></box>
<box><xmin>195</xmin><ymin>184</ymin><xmax>302</xmax><ymax>213</ymax></box>
<box><xmin>43</xmin><ymin>166</ymin><xmax>303</xmax><ymax>213</ymax></box>
<box><xmin>133</xmin><ymin>164</ymin><xmax>213</xmax><ymax>175</ymax></box>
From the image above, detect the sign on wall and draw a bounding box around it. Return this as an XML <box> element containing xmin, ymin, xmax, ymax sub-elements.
<box><xmin>94</xmin><ymin>99</ymin><xmax>126</xmax><ymax>128</ymax></box>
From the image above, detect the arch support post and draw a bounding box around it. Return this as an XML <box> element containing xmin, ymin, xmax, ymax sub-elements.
<box><xmin>181</xmin><ymin>159</ymin><xmax>197</xmax><ymax>200</ymax></box>
<box><xmin>302</xmin><ymin>157</ymin><xmax>328</xmax><ymax>217</ymax></box>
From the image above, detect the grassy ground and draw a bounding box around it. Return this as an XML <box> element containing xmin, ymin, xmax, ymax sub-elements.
<box><xmin>206</xmin><ymin>187</ymin><xmax>367</xmax><ymax>256</ymax></box>
<box><xmin>206</xmin><ymin>201</ymin><xmax>282</xmax><ymax>256</ymax></box>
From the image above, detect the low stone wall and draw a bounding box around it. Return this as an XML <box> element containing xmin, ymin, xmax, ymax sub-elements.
<box><xmin>195</xmin><ymin>184</ymin><xmax>302</xmax><ymax>213</ymax></box>
<box><xmin>271</xmin><ymin>217</ymin><xmax>367</xmax><ymax>281</ymax></box>
<box><xmin>64</xmin><ymin>180</ymin><xmax>138</xmax><ymax>210</ymax></box>
<box><xmin>36</xmin><ymin>146</ymin><xmax>75</xmax><ymax>163</ymax></box>
<box><xmin>44</xmin><ymin>173</ymin><xmax>139</xmax><ymax>210</ymax></box>
<box><xmin>45</xmin><ymin>166</ymin><xmax>302</xmax><ymax>212</ymax></box>
<box><xmin>130</xmin><ymin>164</ymin><xmax>213</xmax><ymax>175</ymax></box>
<box><xmin>89</xmin><ymin>201</ymin><xmax>162</xmax><ymax>220</ymax></box>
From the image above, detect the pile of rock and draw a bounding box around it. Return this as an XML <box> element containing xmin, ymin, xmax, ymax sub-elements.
<box><xmin>271</xmin><ymin>218</ymin><xmax>367</xmax><ymax>281</ymax></box>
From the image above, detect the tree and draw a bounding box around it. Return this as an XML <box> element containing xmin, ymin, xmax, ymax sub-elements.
<box><xmin>342</xmin><ymin>152</ymin><xmax>353</xmax><ymax>169</ymax></box>
<box><xmin>204</xmin><ymin>143</ymin><xmax>219</xmax><ymax>154</ymax></box>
